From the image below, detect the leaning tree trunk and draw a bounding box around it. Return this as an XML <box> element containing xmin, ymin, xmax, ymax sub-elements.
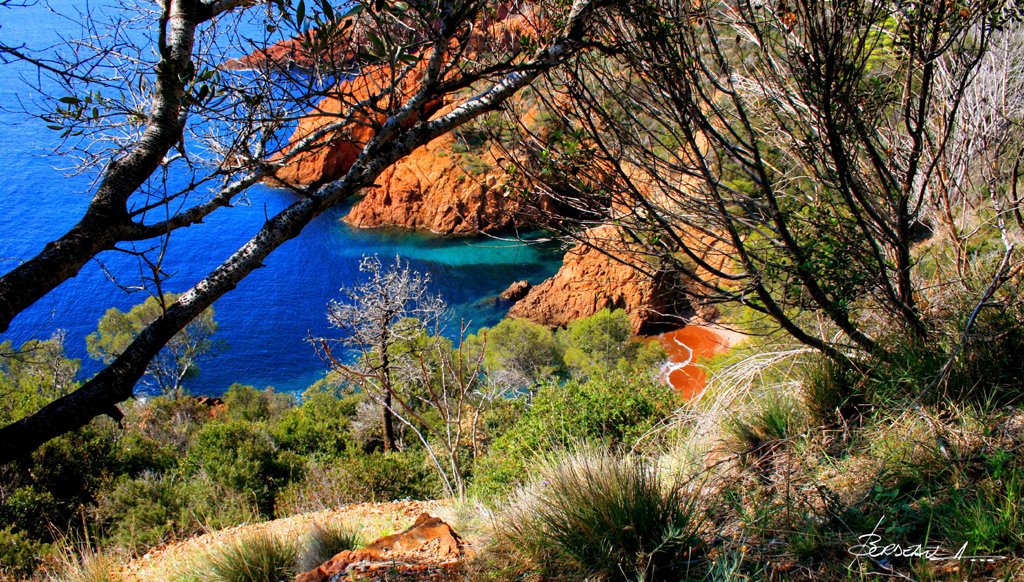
<box><xmin>379</xmin><ymin>329</ymin><xmax>397</xmax><ymax>453</ymax></box>
<box><xmin>0</xmin><ymin>0</ymin><xmax>607</xmax><ymax>465</ymax></box>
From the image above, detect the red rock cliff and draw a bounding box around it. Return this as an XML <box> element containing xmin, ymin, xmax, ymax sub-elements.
<box><xmin>344</xmin><ymin>133</ymin><xmax>519</xmax><ymax>234</ymax></box>
<box><xmin>268</xmin><ymin>7</ymin><xmax>546</xmax><ymax>232</ymax></box>
<box><xmin>269</xmin><ymin>59</ymin><xmax>443</xmax><ymax>189</ymax></box>
<box><xmin>264</xmin><ymin>10</ymin><xmax>698</xmax><ymax>327</ymax></box>
<box><xmin>507</xmin><ymin>225</ymin><xmax>691</xmax><ymax>334</ymax></box>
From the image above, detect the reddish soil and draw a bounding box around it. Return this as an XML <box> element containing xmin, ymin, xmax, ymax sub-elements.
<box><xmin>658</xmin><ymin>325</ymin><xmax>738</xmax><ymax>399</ymax></box>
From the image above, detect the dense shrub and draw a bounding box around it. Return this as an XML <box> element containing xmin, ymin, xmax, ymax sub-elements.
<box><xmin>0</xmin><ymin>525</ymin><xmax>49</xmax><ymax>580</ymax></box>
<box><xmin>186</xmin><ymin>420</ymin><xmax>297</xmax><ymax>516</ymax></box>
<box><xmin>276</xmin><ymin>451</ymin><xmax>439</xmax><ymax>516</ymax></box>
<box><xmin>558</xmin><ymin>309</ymin><xmax>665</xmax><ymax>379</ymax></box>
<box><xmin>0</xmin><ymin>336</ymin><xmax>79</xmax><ymax>425</ymax></box>
<box><xmin>0</xmin><ymin>422</ymin><xmax>120</xmax><ymax>541</ymax></box>
<box><xmin>93</xmin><ymin>472</ymin><xmax>257</xmax><ymax>554</ymax></box>
<box><xmin>466</xmin><ymin>317</ymin><xmax>563</xmax><ymax>389</ymax></box>
<box><xmin>222</xmin><ymin>384</ymin><xmax>293</xmax><ymax>423</ymax></box>
<box><xmin>472</xmin><ymin>372</ymin><xmax>678</xmax><ymax>495</ymax></box>
<box><xmin>111</xmin><ymin>431</ymin><xmax>178</xmax><ymax>478</ymax></box>
<box><xmin>270</xmin><ymin>381</ymin><xmax>359</xmax><ymax>458</ymax></box>
<box><xmin>125</xmin><ymin>396</ymin><xmax>212</xmax><ymax>452</ymax></box>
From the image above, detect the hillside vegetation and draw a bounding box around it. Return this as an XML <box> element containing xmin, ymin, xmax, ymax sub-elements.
<box><xmin>4</xmin><ymin>0</ymin><xmax>1024</xmax><ymax>579</ymax></box>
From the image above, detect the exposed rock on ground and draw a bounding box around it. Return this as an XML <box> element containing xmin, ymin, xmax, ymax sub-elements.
<box><xmin>507</xmin><ymin>225</ymin><xmax>690</xmax><ymax>334</ymax></box>
<box><xmin>117</xmin><ymin>500</ymin><xmax>455</xmax><ymax>581</ymax></box>
<box><xmin>296</xmin><ymin>513</ymin><xmax>463</xmax><ymax>582</ymax></box>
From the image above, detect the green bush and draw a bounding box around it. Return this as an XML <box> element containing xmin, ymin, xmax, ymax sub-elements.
<box><xmin>472</xmin><ymin>372</ymin><xmax>678</xmax><ymax>495</ymax></box>
<box><xmin>125</xmin><ymin>395</ymin><xmax>212</xmax><ymax>452</ymax></box>
<box><xmin>269</xmin><ymin>380</ymin><xmax>358</xmax><ymax>458</ymax></box>
<box><xmin>466</xmin><ymin>317</ymin><xmax>562</xmax><ymax>389</ymax></box>
<box><xmin>558</xmin><ymin>309</ymin><xmax>665</xmax><ymax>379</ymax></box>
<box><xmin>0</xmin><ymin>525</ymin><xmax>49</xmax><ymax>580</ymax></box>
<box><xmin>202</xmin><ymin>531</ymin><xmax>297</xmax><ymax>582</ymax></box>
<box><xmin>937</xmin><ymin>290</ymin><xmax>1024</xmax><ymax>405</ymax></box>
<box><xmin>94</xmin><ymin>474</ymin><xmax>177</xmax><ymax>552</ymax></box>
<box><xmin>863</xmin><ymin>296</ymin><xmax>1024</xmax><ymax>409</ymax></box>
<box><xmin>0</xmin><ymin>485</ymin><xmax>60</xmax><ymax>543</ymax></box>
<box><xmin>222</xmin><ymin>384</ymin><xmax>293</xmax><ymax>423</ymax></box>
<box><xmin>497</xmin><ymin>449</ymin><xmax>703</xmax><ymax>580</ymax></box>
<box><xmin>111</xmin><ymin>431</ymin><xmax>178</xmax><ymax>478</ymax></box>
<box><xmin>0</xmin><ymin>422</ymin><xmax>120</xmax><ymax>541</ymax></box>
<box><xmin>0</xmin><ymin>336</ymin><xmax>79</xmax><ymax>425</ymax></box>
<box><xmin>186</xmin><ymin>421</ymin><xmax>296</xmax><ymax>516</ymax></box>
<box><xmin>93</xmin><ymin>472</ymin><xmax>257</xmax><ymax>554</ymax></box>
<box><xmin>276</xmin><ymin>451</ymin><xmax>439</xmax><ymax>516</ymax></box>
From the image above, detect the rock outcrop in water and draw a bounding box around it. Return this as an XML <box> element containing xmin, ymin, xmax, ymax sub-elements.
<box><xmin>266</xmin><ymin>6</ymin><xmax>549</xmax><ymax>232</ymax></box>
<box><xmin>499</xmin><ymin>279</ymin><xmax>532</xmax><ymax>302</ymax></box>
<box><xmin>507</xmin><ymin>225</ymin><xmax>691</xmax><ymax>334</ymax></box>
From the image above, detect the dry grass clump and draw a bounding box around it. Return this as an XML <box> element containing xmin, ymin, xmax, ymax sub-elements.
<box><xmin>495</xmin><ymin>448</ymin><xmax>703</xmax><ymax>581</ymax></box>
<box><xmin>198</xmin><ymin>530</ymin><xmax>298</xmax><ymax>582</ymax></box>
<box><xmin>295</xmin><ymin>520</ymin><xmax>361</xmax><ymax>573</ymax></box>
<box><xmin>44</xmin><ymin>542</ymin><xmax>124</xmax><ymax>582</ymax></box>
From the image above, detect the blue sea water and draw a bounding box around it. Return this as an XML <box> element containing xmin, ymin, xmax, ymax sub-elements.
<box><xmin>0</xmin><ymin>2</ymin><xmax>562</xmax><ymax>396</ymax></box>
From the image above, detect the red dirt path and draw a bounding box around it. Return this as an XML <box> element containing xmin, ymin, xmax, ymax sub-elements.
<box><xmin>658</xmin><ymin>325</ymin><xmax>737</xmax><ymax>399</ymax></box>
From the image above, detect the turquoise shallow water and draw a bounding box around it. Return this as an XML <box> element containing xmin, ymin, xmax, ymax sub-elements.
<box><xmin>0</xmin><ymin>2</ymin><xmax>563</xmax><ymax>396</ymax></box>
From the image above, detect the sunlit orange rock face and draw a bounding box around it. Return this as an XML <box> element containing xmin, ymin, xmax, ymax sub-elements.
<box><xmin>264</xmin><ymin>9</ymin><xmax>737</xmax><ymax>337</ymax></box>
<box><xmin>344</xmin><ymin>132</ymin><xmax>520</xmax><ymax>234</ymax></box>
<box><xmin>294</xmin><ymin>513</ymin><xmax>462</xmax><ymax>582</ymax></box>
<box><xmin>507</xmin><ymin>225</ymin><xmax>691</xmax><ymax>334</ymax></box>
<box><xmin>269</xmin><ymin>60</ymin><xmax>444</xmax><ymax>189</ymax></box>
<box><xmin>266</xmin><ymin>6</ymin><xmax>547</xmax><ymax>232</ymax></box>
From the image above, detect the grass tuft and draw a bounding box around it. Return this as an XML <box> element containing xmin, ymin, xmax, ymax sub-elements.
<box><xmin>295</xmin><ymin>521</ymin><xmax>361</xmax><ymax>573</ymax></box>
<box><xmin>725</xmin><ymin>392</ymin><xmax>805</xmax><ymax>454</ymax></box>
<box><xmin>496</xmin><ymin>448</ymin><xmax>703</xmax><ymax>580</ymax></box>
<box><xmin>202</xmin><ymin>530</ymin><xmax>298</xmax><ymax>582</ymax></box>
<box><xmin>45</xmin><ymin>542</ymin><xmax>123</xmax><ymax>582</ymax></box>
<box><xmin>801</xmin><ymin>355</ymin><xmax>862</xmax><ymax>425</ymax></box>
<box><xmin>938</xmin><ymin>452</ymin><xmax>1024</xmax><ymax>555</ymax></box>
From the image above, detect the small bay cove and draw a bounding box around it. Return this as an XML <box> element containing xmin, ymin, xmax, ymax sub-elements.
<box><xmin>0</xmin><ymin>1</ymin><xmax>718</xmax><ymax>399</ymax></box>
<box><xmin>0</xmin><ymin>1</ymin><xmax>564</xmax><ymax>396</ymax></box>
<box><xmin>0</xmin><ymin>183</ymin><xmax>564</xmax><ymax>395</ymax></box>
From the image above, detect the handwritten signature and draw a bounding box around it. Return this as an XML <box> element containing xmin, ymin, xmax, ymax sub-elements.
<box><xmin>848</xmin><ymin>516</ymin><xmax>1005</xmax><ymax>566</ymax></box>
